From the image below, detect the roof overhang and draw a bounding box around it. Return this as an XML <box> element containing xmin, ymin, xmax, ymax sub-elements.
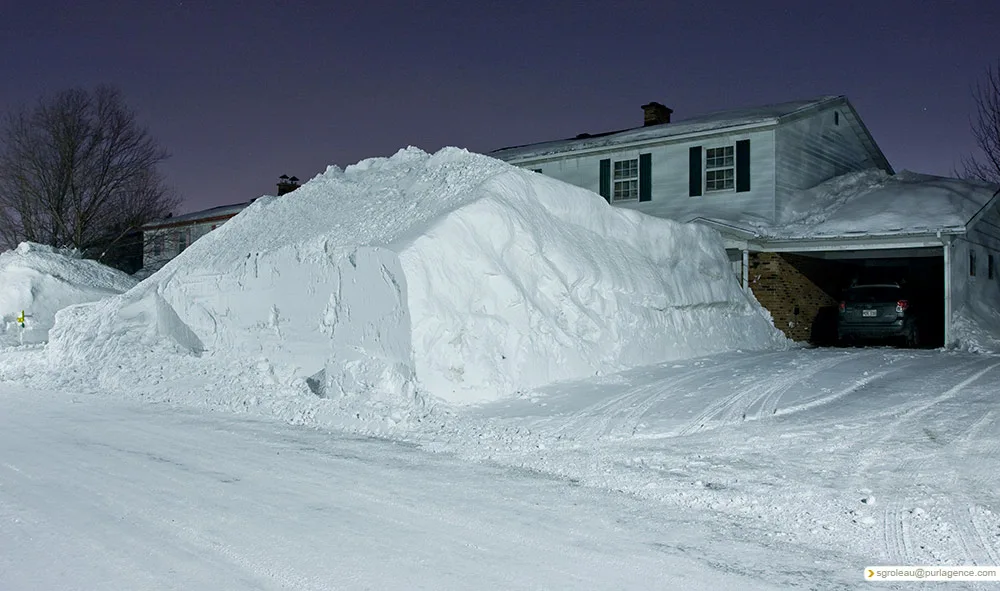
<box><xmin>691</xmin><ymin>217</ymin><xmax>962</xmax><ymax>253</ymax></box>
<box><xmin>142</xmin><ymin>211</ymin><xmax>241</xmax><ymax>231</ymax></box>
<box><xmin>499</xmin><ymin>120</ymin><xmax>779</xmax><ymax>165</ymax></box>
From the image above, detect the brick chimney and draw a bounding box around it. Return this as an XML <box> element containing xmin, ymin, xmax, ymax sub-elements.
<box><xmin>641</xmin><ymin>102</ymin><xmax>673</xmax><ymax>126</ymax></box>
<box><xmin>276</xmin><ymin>174</ymin><xmax>300</xmax><ymax>196</ymax></box>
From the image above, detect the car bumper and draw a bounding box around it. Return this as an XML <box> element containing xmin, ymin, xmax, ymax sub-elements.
<box><xmin>838</xmin><ymin>321</ymin><xmax>908</xmax><ymax>340</ymax></box>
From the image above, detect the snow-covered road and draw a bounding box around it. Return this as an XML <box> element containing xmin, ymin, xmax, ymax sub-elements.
<box><xmin>1</xmin><ymin>348</ymin><xmax>998</xmax><ymax>590</ymax></box>
<box><xmin>0</xmin><ymin>387</ymin><xmax>796</xmax><ymax>590</ymax></box>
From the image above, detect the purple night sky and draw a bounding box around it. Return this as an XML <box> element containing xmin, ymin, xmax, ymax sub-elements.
<box><xmin>2</xmin><ymin>0</ymin><xmax>996</xmax><ymax>214</ymax></box>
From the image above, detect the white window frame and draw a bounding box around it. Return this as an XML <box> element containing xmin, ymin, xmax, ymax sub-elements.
<box><xmin>612</xmin><ymin>158</ymin><xmax>639</xmax><ymax>202</ymax></box>
<box><xmin>705</xmin><ymin>145</ymin><xmax>735</xmax><ymax>193</ymax></box>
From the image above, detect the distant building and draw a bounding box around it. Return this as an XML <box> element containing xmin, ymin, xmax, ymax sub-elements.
<box><xmin>140</xmin><ymin>175</ymin><xmax>300</xmax><ymax>274</ymax></box>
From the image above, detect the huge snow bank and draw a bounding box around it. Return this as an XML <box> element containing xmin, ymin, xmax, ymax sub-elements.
<box><xmin>48</xmin><ymin>147</ymin><xmax>787</xmax><ymax>405</ymax></box>
<box><xmin>0</xmin><ymin>243</ymin><xmax>137</xmax><ymax>346</ymax></box>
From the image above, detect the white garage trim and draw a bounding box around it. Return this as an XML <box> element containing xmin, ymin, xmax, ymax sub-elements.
<box><xmin>943</xmin><ymin>241</ymin><xmax>953</xmax><ymax>347</ymax></box>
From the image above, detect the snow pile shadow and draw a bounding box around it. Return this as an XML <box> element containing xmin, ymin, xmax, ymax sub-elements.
<box><xmin>0</xmin><ymin>242</ymin><xmax>137</xmax><ymax>346</ymax></box>
<box><xmin>47</xmin><ymin>147</ymin><xmax>787</xmax><ymax>417</ymax></box>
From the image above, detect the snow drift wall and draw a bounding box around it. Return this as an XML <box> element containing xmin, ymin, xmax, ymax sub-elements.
<box><xmin>47</xmin><ymin>147</ymin><xmax>787</xmax><ymax>404</ymax></box>
<box><xmin>0</xmin><ymin>243</ymin><xmax>137</xmax><ymax>346</ymax></box>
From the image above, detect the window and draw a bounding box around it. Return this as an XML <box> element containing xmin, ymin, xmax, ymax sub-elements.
<box><xmin>152</xmin><ymin>235</ymin><xmax>163</xmax><ymax>257</ymax></box>
<box><xmin>970</xmin><ymin>249</ymin><xmax>977</xmax><ymax>276</ymax></box>
<box><xmin>612</xmin><ymin>158</ymin><xmax>638</xmax><ymax>201</ymax></box>
<box><xmin>705</xmin><ymin>146</ymin><xmax>735</xmax><ymax>192</ymax></box>
<box><xmin>531</xmin><ymin>168</ymin><xmax>543</xmax><ymax>174</ymax></box>
<box><xmin>834</xmin><ymin>111</ymin><xmax>840</xmax><ymax>126</ymax></box>
<box><xmin>990</xmin><ymin>254</ymin><xmax>995</xmax><ymax>279</ymax></box>
<box><xmin>177</xmin><ymin>228</ymin><xmax>189</xmax><ymax>253</ymax></box>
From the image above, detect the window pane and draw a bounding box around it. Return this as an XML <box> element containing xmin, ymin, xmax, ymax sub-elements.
<box><xmin>613</xmin><ymin>159</ymin><xmax>638</xmax><ymax>181</ymax></box>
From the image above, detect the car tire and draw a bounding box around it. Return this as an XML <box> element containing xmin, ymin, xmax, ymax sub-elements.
<box><xmin>905</xmin><ymin>325</ymin><xmax>920</xmax><ymax>348</ymax></box>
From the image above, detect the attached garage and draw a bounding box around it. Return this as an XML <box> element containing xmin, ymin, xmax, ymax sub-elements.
<box><xmin>706</xmin><ymin>174</ymin><xmax>1000</xmax><ymax>348</ymax></box>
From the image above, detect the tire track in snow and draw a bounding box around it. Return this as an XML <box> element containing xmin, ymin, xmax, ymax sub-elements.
<box><xmin>852</xmin><ymin>360</ymin><xmax>1000</xmax><ymax>477</ymax></box>
<box><xmin>678</xmin><ymin>351</ymin><xmax>865</xmax><ymax>436</ymax></box>
<box><xmin>971</xmin><ymin>507</ymin><xmax>1000</xmax><ymax>566</ymax></box>
<box><xmin>882</xmin><ymin>505</ymin><xmax>912</xmax><ymax>564</ymax></box>
<box><xmin>772</xmin><ymin>368</ymin><xmax>893</xmax><ymax>418</ymax></box>
<box><xmin>904</xmin><ymin>362</ymin><xmax>1000</xmax><ymax>419</ymax></box>
<box><xmin>951</xmin><ymin>506</ymin><xmax>1000</xmax><ymax>567</ymax></box>
<box><xmin>950</xmin><ymin>410</ymin><xmax>998</xmax><ymax>498</ymax></box>
<box><xmin>852</xmin><ymin>361</ymin><xmax>1000</xmax><ymax>567</ymax></box>
<box><xmin>545</xmin><ymin>352</ymin><xmax>787</xmax><ymax>441</ymax></box>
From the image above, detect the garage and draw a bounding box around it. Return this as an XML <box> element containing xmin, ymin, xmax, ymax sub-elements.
<box><xmin>744</xmin><ymin>245</ymin><xmax>945</xmax><ymax>348</ymax></box>
<box><xmin>708</xmin><ymin>173</ymin><xmax>1000</xmax><ymax>350</ymax></box>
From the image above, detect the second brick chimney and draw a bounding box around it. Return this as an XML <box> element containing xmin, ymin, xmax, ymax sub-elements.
<box><xmin>641</xmin><ymin>102</ymin><xmax>673</xmax><ymax>126</ymax></box>
<box><xmin>276</xmin><ymin>174</ymin><xmax>300</xmax><ymax>196</ymax></box>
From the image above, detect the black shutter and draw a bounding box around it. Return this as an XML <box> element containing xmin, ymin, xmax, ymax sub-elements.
<box><xmin>736</xmin><ymin>139</ymin><xmax>751</xmax><ymax>192</ymax></box>
<box><xmin>689</xmin><ymin>146</ymin><xmax>702</xmax><ymax>196</ymax></box>
<box><xmin>638</xmin><ymin>153</ymin><xmax>652</xmax><ymax>202</ymax></box>
<box><xmin>599</xmin><ymin>159</ymin><xmax>611</xmax><ymax>202</ymax></box>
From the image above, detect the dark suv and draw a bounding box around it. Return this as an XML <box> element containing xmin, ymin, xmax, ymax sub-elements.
<box><xmin>838</xmin><ymin>283</ymin><xmax>919</xmax><ymax>346</ymax></box>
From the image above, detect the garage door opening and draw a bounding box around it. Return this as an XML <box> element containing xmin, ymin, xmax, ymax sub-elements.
<box><xmin>747</xmin><ymin>249</ymin><xmax>944</xmax><ymax>348</ymax></box>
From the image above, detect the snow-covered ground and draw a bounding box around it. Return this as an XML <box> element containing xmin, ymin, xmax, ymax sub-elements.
<box><xmin>0</xmin><ymin>385</ymin><xmax>791</xmax><ymax>591</ymax></box>
<box><xmin>1</xmin><ymin>346</ymin><xmax>998</xmax><ymax>590</ymax></box>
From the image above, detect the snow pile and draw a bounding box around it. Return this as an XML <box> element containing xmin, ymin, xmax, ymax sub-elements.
<box><xmin>47</xmin><ymin>147</ymin><xmax>787</xmax><ymax>408</ymax></box>
<box><xmin>952</xmin><ymin>305</ymin><xmax>1000</xmax><ymax>355</ymax></box>
<box><xmin>0</xmin><ymin>243</ymin><xmax>137</xmax><ymax>346</ymax></box>
<box><xmin>772</xmin><ymin>169</ymin><xmax>997</xmax><ymax>238</ymax></box>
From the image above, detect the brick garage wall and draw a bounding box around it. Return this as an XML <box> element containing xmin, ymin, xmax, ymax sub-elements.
<box><xmin>748</xmin><ymin>253</ymin><xmax>848</xmax><ymax>342</ymax></box>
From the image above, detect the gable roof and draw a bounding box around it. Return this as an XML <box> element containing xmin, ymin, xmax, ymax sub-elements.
<box><xmin>143</xmin><ymin>200</ymin><xmax>253</xmax><ymax>230</ymax></box>
<box><xmin>490</xmin><ymin>95</ymin><xmax>890</xmax><ymax>172</ymax></box>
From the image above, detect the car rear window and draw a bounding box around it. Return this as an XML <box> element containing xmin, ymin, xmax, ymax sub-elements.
<box><xmin>845</xmin><ymin>286</ymin><xmax>903</xmax><ymax>303</ymax></box>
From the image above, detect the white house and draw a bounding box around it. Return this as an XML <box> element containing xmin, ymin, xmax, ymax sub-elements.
<box><xmin>491</xmin><ymin>97</ymin><xmax>1000</xmax><ymax>347</ymax></box>
<box><xmin>141</xmin><ymin>175</ymin><xmax>301</xmax><ymax>274</ymax></box>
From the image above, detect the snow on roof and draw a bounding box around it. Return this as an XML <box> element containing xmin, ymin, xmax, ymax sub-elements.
<box><xmin>48</xmin><ymin>147</ymin><xmax>786</xmax><ymax>409</ymax></box>
<box><xmin>0</xmin><ymin>243</ymin><xmax>137</xmax><ymax>346</ymax></box>
<box><xmin>143</xmin><ymin>201</ymin><xmax>254</xmax><ymax>229</ymax></box>
<box><xmin>490</xmin><ymin>96</ymin><xmax>843</xmax><ymax>161</ymax></box>
<box><xmin>754</xmin><ymin>170</ymin><xmax>999</xmax><ymax>240</ymax></box>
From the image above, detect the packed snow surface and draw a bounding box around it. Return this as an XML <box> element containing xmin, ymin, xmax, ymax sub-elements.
<box><xmin>47</xmin><ymin>147</ymin><xmax>786</xmax><ymax>405</ymax></box>
<box><xmin>0</xmin><ymin>242</ymin><xmax>136</xmax><ymax>346</ymax></box>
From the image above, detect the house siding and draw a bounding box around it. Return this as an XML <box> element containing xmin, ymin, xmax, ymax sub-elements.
<box><xmin>143</xmin><ymin>218</ymin><xmax>231</xmax><ymax>272</ymax></box>
<box><xmin>774</xmin><ymin>105</ymin><xmax>885</xmax><ymax>213</ymax></box>
<box><xmin>951</xmin><ymin>196</ymin><xmax>1000</xmax><ymax>338</ymax></box>
<box><xmin>517</xmin><ymin>128</ymin><xmax>778</xmax><ymax>223</ymax></box>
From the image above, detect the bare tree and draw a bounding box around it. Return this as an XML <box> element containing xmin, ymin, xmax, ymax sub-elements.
<box><xmin>0</xmin><ymin>86</ymin><xmax>179</xmax><ymax>268</ymax></box>
<box><xmin>961</xmin><ymin>61</ymin><xmax>1000</xmax><ymax>184</ymax></box>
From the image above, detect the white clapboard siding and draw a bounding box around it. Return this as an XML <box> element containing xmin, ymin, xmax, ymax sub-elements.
<box><xmin>774</xmin><ymin>105</ymin><xmax>881</xmax><ymax>210</ymax></box>
<box><xmin>526</xmin><ymin>128</ymin><xmax>777</xmax><ymax>223</ymax></box>
<box><xmin>953</xmin><ymin>195</ymin><xmax>1000</xmax><ymax>319</ymax></box>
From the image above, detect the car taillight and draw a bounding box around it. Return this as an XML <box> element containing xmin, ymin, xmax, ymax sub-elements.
<box><xmin>839</xmin><ymin>301</ymin><xmax>845</xmax><ymax>313</ymax></box>
<box><xmin>896</xmin><ymin>299</ymin><xmax>909</xmax><ymax>312</ymax></box>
